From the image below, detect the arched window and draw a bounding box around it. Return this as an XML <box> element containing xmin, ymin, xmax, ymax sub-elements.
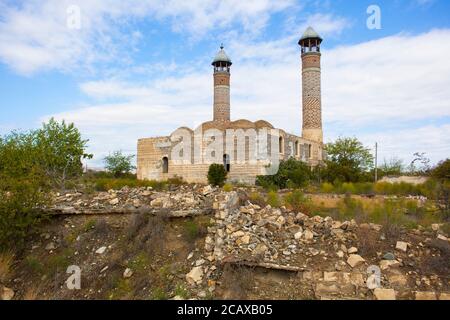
<box><xmin>279</xmin><ymin>136</ymin><xmax>284</xmax><ymax>154</ymax></box>
<box><xmin>223</xmin><ymin>154</ymin><xmax>230</xmax><ymax>172</ymax></box>
<box><xmin>162</xmin><ymin>157</ymin><xmax>169</xmax><ymax>173</ymax></box>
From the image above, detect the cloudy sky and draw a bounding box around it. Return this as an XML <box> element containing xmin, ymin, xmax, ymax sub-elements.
<box><xmin>0</xmin><ymin>0</ymin><xmax>449</xmax><ymax>168</ymax></box>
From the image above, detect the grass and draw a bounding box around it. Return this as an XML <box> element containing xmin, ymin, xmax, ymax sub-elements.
<box><xmin>174</xmin><ymin>283</ymin><xmax>189</xmax><ymax>299</ymax></box>
<box><xmin>266</xmin><ymin>191</ymin><xmax>281</xmax><ymax>208</ymax></box>
<box><xmin>151</xmin><ymin>287</ymin><xmax>168</xmax><ymax>300</ymax></box>
<box><xmin>283</xmin><ymin>190</ymin><xmax>313</xmax><ymax>214</ymax></box>
<box><xmin>0</xmin><ymin>251</ymin><xmax>14</xmax><ymax>282</ymax></box>
<box><xmin>223</xmin><ymin>183</ymin><xmax>233</xmax><ymax>192</ymax></box>
<box><xmin>25</xmin><ymin>255</ymin><xmax>45</xmax><ymax>275</ymax></box>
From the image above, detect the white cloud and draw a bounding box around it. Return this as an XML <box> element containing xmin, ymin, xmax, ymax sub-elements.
<box><xmin>45</xmin><ymin>29</ymin><xmax>450</xmax><ymax>166</ymax></box>
<box><xmin>0</xmin><ymin>0</ymin><xmax>294</xmax><ymax>75</ymax></box>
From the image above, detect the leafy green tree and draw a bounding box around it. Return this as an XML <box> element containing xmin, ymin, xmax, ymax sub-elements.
<box><xmin>104</xmin><ymin>150</ymin><xmax>136</xmax><ymax>177</ymax></box>
<box><xmin>207</xmin><ymin>163</ymin><xmax>227</xmax><ymax>186</ymax></box>
<box><xmin>377</xmin><ymin>157</ymin><xmax>404</xmax><ymax>178</ymax></box>
<box><xmin>322</xmin><ymin>137</ymin><xmax>374</xmax><ymax>183</ymax></box>
<box><xmin>432</xmin><ymin>159</ymin><xmax>450</xmax><ymax>180</ymax></box>
<box><xmin>256</xmin><ymin>158</ymin><xmax>311</xmax><ymax>189</ymax></box>
<box><xmin>0</xmin><ymin>132</ymin><xmax>50</xmax><ymax>249</ymax></box>
<box><xmin>36</xmin><ymin>118</ymin><xmax>92</xmax><ymax>189</ymax></box>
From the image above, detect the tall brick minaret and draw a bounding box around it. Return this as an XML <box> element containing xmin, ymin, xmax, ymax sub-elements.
<box><xmin>212</xmin><ymin>45</ymin><xmax>232</xmax><ymax>122</ymax></box>
<box><xmin>299</xmin><ymin>27</ymin><xmax>323</xmax><ymax>143</ymax></box>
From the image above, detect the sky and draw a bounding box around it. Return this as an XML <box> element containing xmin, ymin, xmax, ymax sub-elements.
<box><xmin>0</xmin><ymin>0</ymin><xmax>449</xmax><ymax>169</ymax></box>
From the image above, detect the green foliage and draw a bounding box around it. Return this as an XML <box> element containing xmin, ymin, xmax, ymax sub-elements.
<box><xmin>322</xmin><ymin>137</ymin><xmax>374</xmax><ymax>183</ymax></box>
<box><xmin>320</xmin><ymin>182</ymin><xmax>334</xmax><ymax>193</ymax></box>
<box><xmin>223</xmin><ymin>183</ymin><xmax>233</xmax><ymax>192</ymax></box>
<box><xmin>256</xmin><ymin>158</ymin><xmax>311</xmax><ymax>189</ymax></box>
<box><xmin>432</xmin><ymin>159</ymin><xmax>450</xmax><ymax>180</ymax></box>
<box><xmin>378</xmin><ymin>157</ymin><xmax>405</xmax><ymax>178</ymax></box>
<box><xmin>207</xmin><ymin>163</ymin><xmax>227</xmax><ymax>186</ymax></box>
<box><xmin>266</xmin><ymin>191</ymin><xmax>281</xmax><ymax>207</ymax></box>
<box><xmin>0</xmin><ymin>132</ymin><xmax>50</xmax><ymax>249</ymax></box>
<box><xmin>104</xmin><ymin>150</ymin><xmax>136</xmax><ymax>178</ymax></box>
<box><xmin>37</xmin><ymin>118</ymin><xmax>92</xmax><ymax>189</ymax></box>
<box><xmin>283</xmin><ymin>190</ymin><xmax>312</xmax><ymax>214</ymax></box>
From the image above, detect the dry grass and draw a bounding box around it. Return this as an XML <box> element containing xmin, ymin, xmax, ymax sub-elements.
<box><xmin>220</xmin><ymin>263</ymin><xmax>255</xmax><ymax>299</ymax></box>
<box><xmin>0</xmin><ymin>251</ymin><xmax>14</xmax><ymax>282</ymax></box>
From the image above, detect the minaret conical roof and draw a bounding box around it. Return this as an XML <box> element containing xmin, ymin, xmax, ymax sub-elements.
<box><xmin>300</xmin><ymin>26</ymin><xmax>323</xmax><ymax>41</ymax></box>
<box><xmin>212</xmin><ymin>45</ymin><xmax>232</xmax><ymax>65</ymax></box>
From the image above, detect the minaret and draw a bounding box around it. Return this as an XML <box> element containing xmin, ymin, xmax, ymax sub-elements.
<box><xmin>212</xmin><ymin>45</ymin><xmax>232</xmax><ymax>122</ymax></box>
<box><xmin>299</xmin><ymin>27</ymin><xmax>323</xmax><ymax>143</ymax></box>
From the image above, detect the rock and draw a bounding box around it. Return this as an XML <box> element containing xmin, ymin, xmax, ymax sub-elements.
<box><xmin>348</xmin><ymin>247</ymin><xmax>358</xmax><ymax>254</ymax></box>
<box><xmin>383</xmin><ymin>252</ymin><xmax>395</xmax><ymax>260</ymax></box>
<box><xmin>294</xmin><ymin>231</ymin><xmax>303</xmax><ymax>240</ymax></box>
<box><xmin>373</xmin><ymin>288</ymin><xmax>396</xmax><ymax>300</ymax></box>
<box><xmin>95</xmin><ymin>246</ymin><xmax>107</xmax><ymax>254</ymax></box>
<box><xmin>415</xmin><ymin>291</ymin><xmax>437</xmax><ymax>300</ymax></box>
<box><xmin>431</xmin><ymin>223</ymin><xmax>440</xmax><ymax>231</ymax></box>
<box><xmin>395</xmin><ymin>241</ymin><xmax>408</xmax><ymax>252</ymax></box>
<box><xmin>187</xmin><ymin>252</ymin><xmax>194</xmax><ymax>260</ymax></box>
<box><xmin>109</xmin><ymin>198</ymin><xmax>119</xmax><ymax>205</ymax></box>
<box><xmin>236</xmin><ymin>234</ymin><xmax>250</xmax><ymax>245</ymax></box>
<box><xmin>1</xmin><ymin>286</ymin><xmax>14</xmax><ymax>300</ymax></box>
<box><xmin>380</xmin><ymin>260</ymin><xmax>400</xmax><ymax>270</ymax></box>
<box><xmin>123</xmin><ymin>268</ymin><xmax>133</xmax><ymax>278</ymax></box>
<box><xmin>201</xmin><ymin>185</ymin><xmax>213</xmax><ymax>195</ymax></box>
<box><xmin>303</xmin><ymin>229</ymin><xmax>314</xmax><ymax>240</ymax></box>
<box><xmin>253</xmin><ymin>243</ymin><xmax>268</xmax><ymax>256</ymax></box>
<box><xmin>195</xmin><ymin>259</ymin><xmax>205</xmax><ymax>266</ymax></box>
<box><xmin>331</xmin><ymin>221</ymin><xmax>342</xmax><ymax>229</ymax></box>
<box><xmin>437</xmin><ymin>234</ymin><xmax>448</xmax><ymax>241</ymax></box>
<box><xmin>315</xmin><ymin>283</ymin><xmax>339</xmax><ymax>298</ymax></box>
<box><xmin>388</xmin><ymin>273</ymin><xmax>407</xmax><ymax>286</ymax></box>
<box><xmin>45</xmin><ymin>242</ymin><xmax>56</xmax><ymax>251</ymax></box>
<box><xmin>323</xmin><ymin>272</ymin><xmax>338</xmax><ymax>282</ymax></box>
<box><xmin>336</xmin><ymin>250</ymin><xmax>344</xmax><ymax>258</ymax></box>
<box><xmin>186</xmin><ymin>266</ymin><xmax>203</xmax><ymax>285</ymax></box>
<box><xmin>347</xmin><ymin>254</ymin><xmax>365</xmax><ymax>268</ymax></box>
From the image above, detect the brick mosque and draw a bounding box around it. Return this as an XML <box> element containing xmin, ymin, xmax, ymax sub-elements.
<box><xmin>137</xmin><ymin>27</ymin><xmax>324</xmax><ymax>184</ymax></box>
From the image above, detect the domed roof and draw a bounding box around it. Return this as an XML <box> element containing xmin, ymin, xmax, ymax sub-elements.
<box><xmin>212</xmin><ymin>45</ymin><xmax>232</xmax><ymax>65</ymax></box>
<box><xmin>299</xmin><ymin>26</ymin><xmax>322</xmax><ymax>42</ymax></box>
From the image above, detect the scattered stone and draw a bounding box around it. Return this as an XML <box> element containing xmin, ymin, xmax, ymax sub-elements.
<box><xmin>303</xmin><ymin>229</ymin><xmax>314</xmax><ymax>240</ymax></box>
<box><xmin>380</xmin><ymin>260</ymin><xmax>401</xmax><ymax>270</ymax></box>
<box><xmin>109</xmin><ymin>198</ymin><xmax>119</xmax><ymax>205</ymax></box>
<box><xmin>1</xmin><ymin>286</ymin><xmax>14</xmax><ymax>300</ymax></box>
<box><xmin>347</xmin><ymin>254</ymin><xmax>365</xmax><ymax>268</ymax></box>
<box><xmin>294</xmin><ymin>231</ymin><xmax>303</xmax><ymax>240</ymax></box>
<box><xmin>336</xmin><ymin>250</ymin><xmax>344</xmax><ymax>258</ymax></box>
<box><xmin>395</xmin><ymin>241</ymin><xmax>408</xmax><ymax>252</ymax></box>
<box><xmin>95</xmin><ymin>246</ymin><xmax>107</xmax><ymax>254</ymax></box>
<box><xmin>45</xmin><ymin>242</ymin><xmax>56</xmax><ymax>251</ymax></box>
<box><xmin>186</xmin><ymin>266</ymin><xmax>203</xmax><ymax>285</ymax></box>
<box><xmin>383</xmin><ymin>252</ymin><xmax>395</xmax><ymax>260</ymax></box>
<box><xmin>123</xmin><ymin>268</ymin><xmax>133</xmax><ymax>278</ymax></box>
<box><xmin>373</xmin><ymin>288</ymin><xmax>396</xmax><ymax>300</ymax></box>
<box><xmin>348</xmin><ymin>247</ymin><xmax>358</xmax><ymax>254</ymax></box>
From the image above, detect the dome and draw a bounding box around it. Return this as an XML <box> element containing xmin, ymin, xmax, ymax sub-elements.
<box><xmin>299</xmin><ymin>26</ymin><xmax>322</xmax><ymax>42</ymax></box>
<box><xmin>212</xmin><ymin>45</ymin><xmax>232</xmax><ymax>65</ymax></box>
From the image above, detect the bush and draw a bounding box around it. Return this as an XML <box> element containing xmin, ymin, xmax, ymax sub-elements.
<box><xmin>283</xmin><ymin>190</ymin><xmax>312</xmax><ymax>214</ymax></box>
<box><xmin>207</xmin><ymin>164</ymin><xmax>227</xmax><ymax>186</ymax></box>
<box><xmin>256</xmin><ymin>158</ymin><xmax>311</xmax><ymax>190</ymax></box>
<box><xmin>432</xmin><ymin>159</ymin><xmax>450</xmax><ymax>180</ymax></box>
<box><xmin>320</xmin><ymin>182</ymin><xmax>334</xmax><ymax>193</ymax></box>
<box><xmin>266</xmin><ymin>191</ymin><xmax>281</xmax><ymax>207</ymax></box>
<box><xmin>104</xmin><ymin>151</ymin><xmax>136</xmax><ymax>178</ymax></box>
<box><xmin>223</xmin><ymin>183</ymin><xmax>233</xmax><ymax>192</ymax></box>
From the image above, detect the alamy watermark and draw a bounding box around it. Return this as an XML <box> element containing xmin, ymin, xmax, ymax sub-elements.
<box><xmin>367</xmin><ymin>5</ymin><xmax>382</xmax><ymax>30</ymax></box>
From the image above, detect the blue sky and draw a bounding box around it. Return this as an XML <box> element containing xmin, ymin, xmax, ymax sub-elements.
<box><xmin>0</xmin><ymin>0</ymin><xmax>449</xmax><ymax>168</ymax></box>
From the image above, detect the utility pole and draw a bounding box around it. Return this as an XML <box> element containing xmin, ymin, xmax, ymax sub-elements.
<box><xmin>374</xmin><ymin>142</ymin><xmax>378</xmax><ymax>183</ymax></box>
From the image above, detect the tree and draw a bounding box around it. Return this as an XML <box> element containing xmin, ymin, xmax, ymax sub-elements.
<box><xmin>36</xmin><ymin>118</ymin><xmax>92</xmax><ymax>189</ymax></box>
<box><xmin>207</xmin><ymin>163</ymin><xmax>227</xmax><ymax>186</ymax></box>
<box><xmin>378</xmin><ymin>157</ymin><xmax>404</xmax><ymax>178</ymax></box>
<box><xmin>256</xmin><ymin>158</ymin><xmax>312</xmax><ymax>189</ymax></box>
<box><xmin>104</xmin><ymin>150</ymin><xmax>136</xmax><ymax>177</ymax></box>
<box><xmin>322</xmin><ymin>137</ymin><xmax>374</xmax><ymax>183</ymax></box>
<box><xmin>432</xmin><ymin>159</ymin><xmax>450</xmax><ymax>180</ymax></box>
<box><xmin>408</xmin><ymin>152</ymin><xmax>431</xmax><ymax>175</ymax></box>
<box><xmin>0</xmin><ymin>131</ymin><xmax>50</xmax><ymax>249</ymax></box>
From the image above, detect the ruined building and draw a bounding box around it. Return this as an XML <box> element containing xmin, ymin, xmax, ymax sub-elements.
<box><xmin>137</xmin><ymin>27</ymin><xmax>324</xmax><ymax>184</ymax></box>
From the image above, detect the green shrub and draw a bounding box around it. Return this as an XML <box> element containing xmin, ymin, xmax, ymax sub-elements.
<box><xmin>248</xmin><ymin>192</ymin><xmax>266</xmax><ymax>207</ymax></box>
<box><xmin>283</xmin><ymin>190</ymin><xmax>312</xmax><ymax>214</ymax></box>
<box><xmin>223</xmin><ymin>183</ymin><xmax>233</xmax><ymax>192</ymax></box>
<box><xmin>320</xmin><ymin>182</ymin><xmax>334</xmax><ymax>193</ymax></box>
<box><xmin>266</xmin><ymin>191</ymin><xmax>281</xmax><ymax>207</ymax></box>
<box><xmin>256</xmin><ymin>158</ymin><xmax>311</xmax><ymax>189</ymax></box>
<box><xmin>207</xmin><ymin>164</ymin><xmax>227</xmax><ymax>186</ymax></box>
